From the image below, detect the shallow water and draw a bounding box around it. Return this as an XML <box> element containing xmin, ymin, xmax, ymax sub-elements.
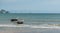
<box><xmin>0</xmin><ymin>13</ymin><xmax>60</xmax><ymax>33</ymax></box>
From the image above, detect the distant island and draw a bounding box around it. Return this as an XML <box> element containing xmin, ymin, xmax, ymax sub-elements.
<box><xmin>0</xmin><ymin>9</ymin><xmax>9</xmax><ymax>14</ymax></box>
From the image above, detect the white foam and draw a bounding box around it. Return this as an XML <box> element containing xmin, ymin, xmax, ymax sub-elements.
<box><xmin>30</xmin><ymin>24</ymin><xmax>60</xmax><ymax>28</ymax></box>
<box><xmin>0</xmin><ymin>24</ymin><xmax>30</xmax><ymax>27</ymax></box>
<box><xmin>0</xmin><ymin>24</ymin><xmax>60</xmax><ymax>29</ymax></box>
<box><xmin>30</xmin><ymin>25</ymin><xmax>60</xmax><ymax>28</ymax></box>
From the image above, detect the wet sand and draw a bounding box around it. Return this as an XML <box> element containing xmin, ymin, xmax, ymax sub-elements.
<box><xmin>0</xmin><ymin>27</ymin><xmax>60</xmax><ymax>33</ymax></box>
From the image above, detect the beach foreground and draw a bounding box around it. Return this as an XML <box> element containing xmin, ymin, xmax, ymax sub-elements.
<box><xmin>0</xmin><ymin>27</ymin><xmax>60</xmax><ymax>33</ymax></box>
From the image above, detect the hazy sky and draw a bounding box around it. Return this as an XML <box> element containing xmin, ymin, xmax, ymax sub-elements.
<box><xmin>0</xmin><ymin>0</ymin><xmax>60</xmax><ymax>13</ymax></box>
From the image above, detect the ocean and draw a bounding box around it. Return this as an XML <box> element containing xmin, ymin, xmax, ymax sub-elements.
<box><xmin>0</xmin><ymin>13</ymin><xmax>60</xmax><ymax>33</ymax></box>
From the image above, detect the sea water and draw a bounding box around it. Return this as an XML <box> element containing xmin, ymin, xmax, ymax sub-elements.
<box><xmin>0</xmin><ymin>13</ymin><xmax>60</xmax><ymax>33</ymax></box>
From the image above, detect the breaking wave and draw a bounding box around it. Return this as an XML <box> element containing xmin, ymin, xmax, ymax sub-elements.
<box><xmin>0</xmin><ymin>24</ymin><xmax>60</xmax><ymax>28</ymax></box>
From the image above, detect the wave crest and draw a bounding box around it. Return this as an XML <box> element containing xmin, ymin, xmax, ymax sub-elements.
<box><xmin>0</xmin><ymin>24</ymin><xmax>60</xmax><ymax>28</ymax></box>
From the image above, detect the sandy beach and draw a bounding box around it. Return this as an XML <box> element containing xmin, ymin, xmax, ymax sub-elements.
<box><xmin>0</xmin><ymin>27</ymin><xmax>60</xmax><ymax>33</ymax></box>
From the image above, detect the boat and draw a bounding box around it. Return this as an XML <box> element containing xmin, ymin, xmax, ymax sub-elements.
<box><xmin>11</xmin><ymin>19</ymin><xmax>24</xmax><ymax>24</ymax></box>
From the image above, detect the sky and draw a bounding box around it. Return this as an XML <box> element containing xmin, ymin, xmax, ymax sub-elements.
<box><xmin>0</xmin><ymin>0</ymin><xmax>60</xmax><ymax>13</ymax></box>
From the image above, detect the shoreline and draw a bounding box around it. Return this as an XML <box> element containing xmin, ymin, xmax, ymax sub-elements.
<box><xmin>0</xmin><ymin>28</ymin><xmax>60</xmax><ymax>33</ymax></box>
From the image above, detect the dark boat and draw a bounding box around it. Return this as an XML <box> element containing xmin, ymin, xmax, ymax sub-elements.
<box><xmin>11</xmin><ymin>19</ymin><xmax>24</xmax><ymax>24</ymax></box>
<box><xmin>11</xmin><ymin>19</ymin><xmax>18</xmax><ymax>22</ymax></box>
<box><xmin>17</xmin><ymin>21</ymin><xmax>23</xmax><ymax>24</ymax></box>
